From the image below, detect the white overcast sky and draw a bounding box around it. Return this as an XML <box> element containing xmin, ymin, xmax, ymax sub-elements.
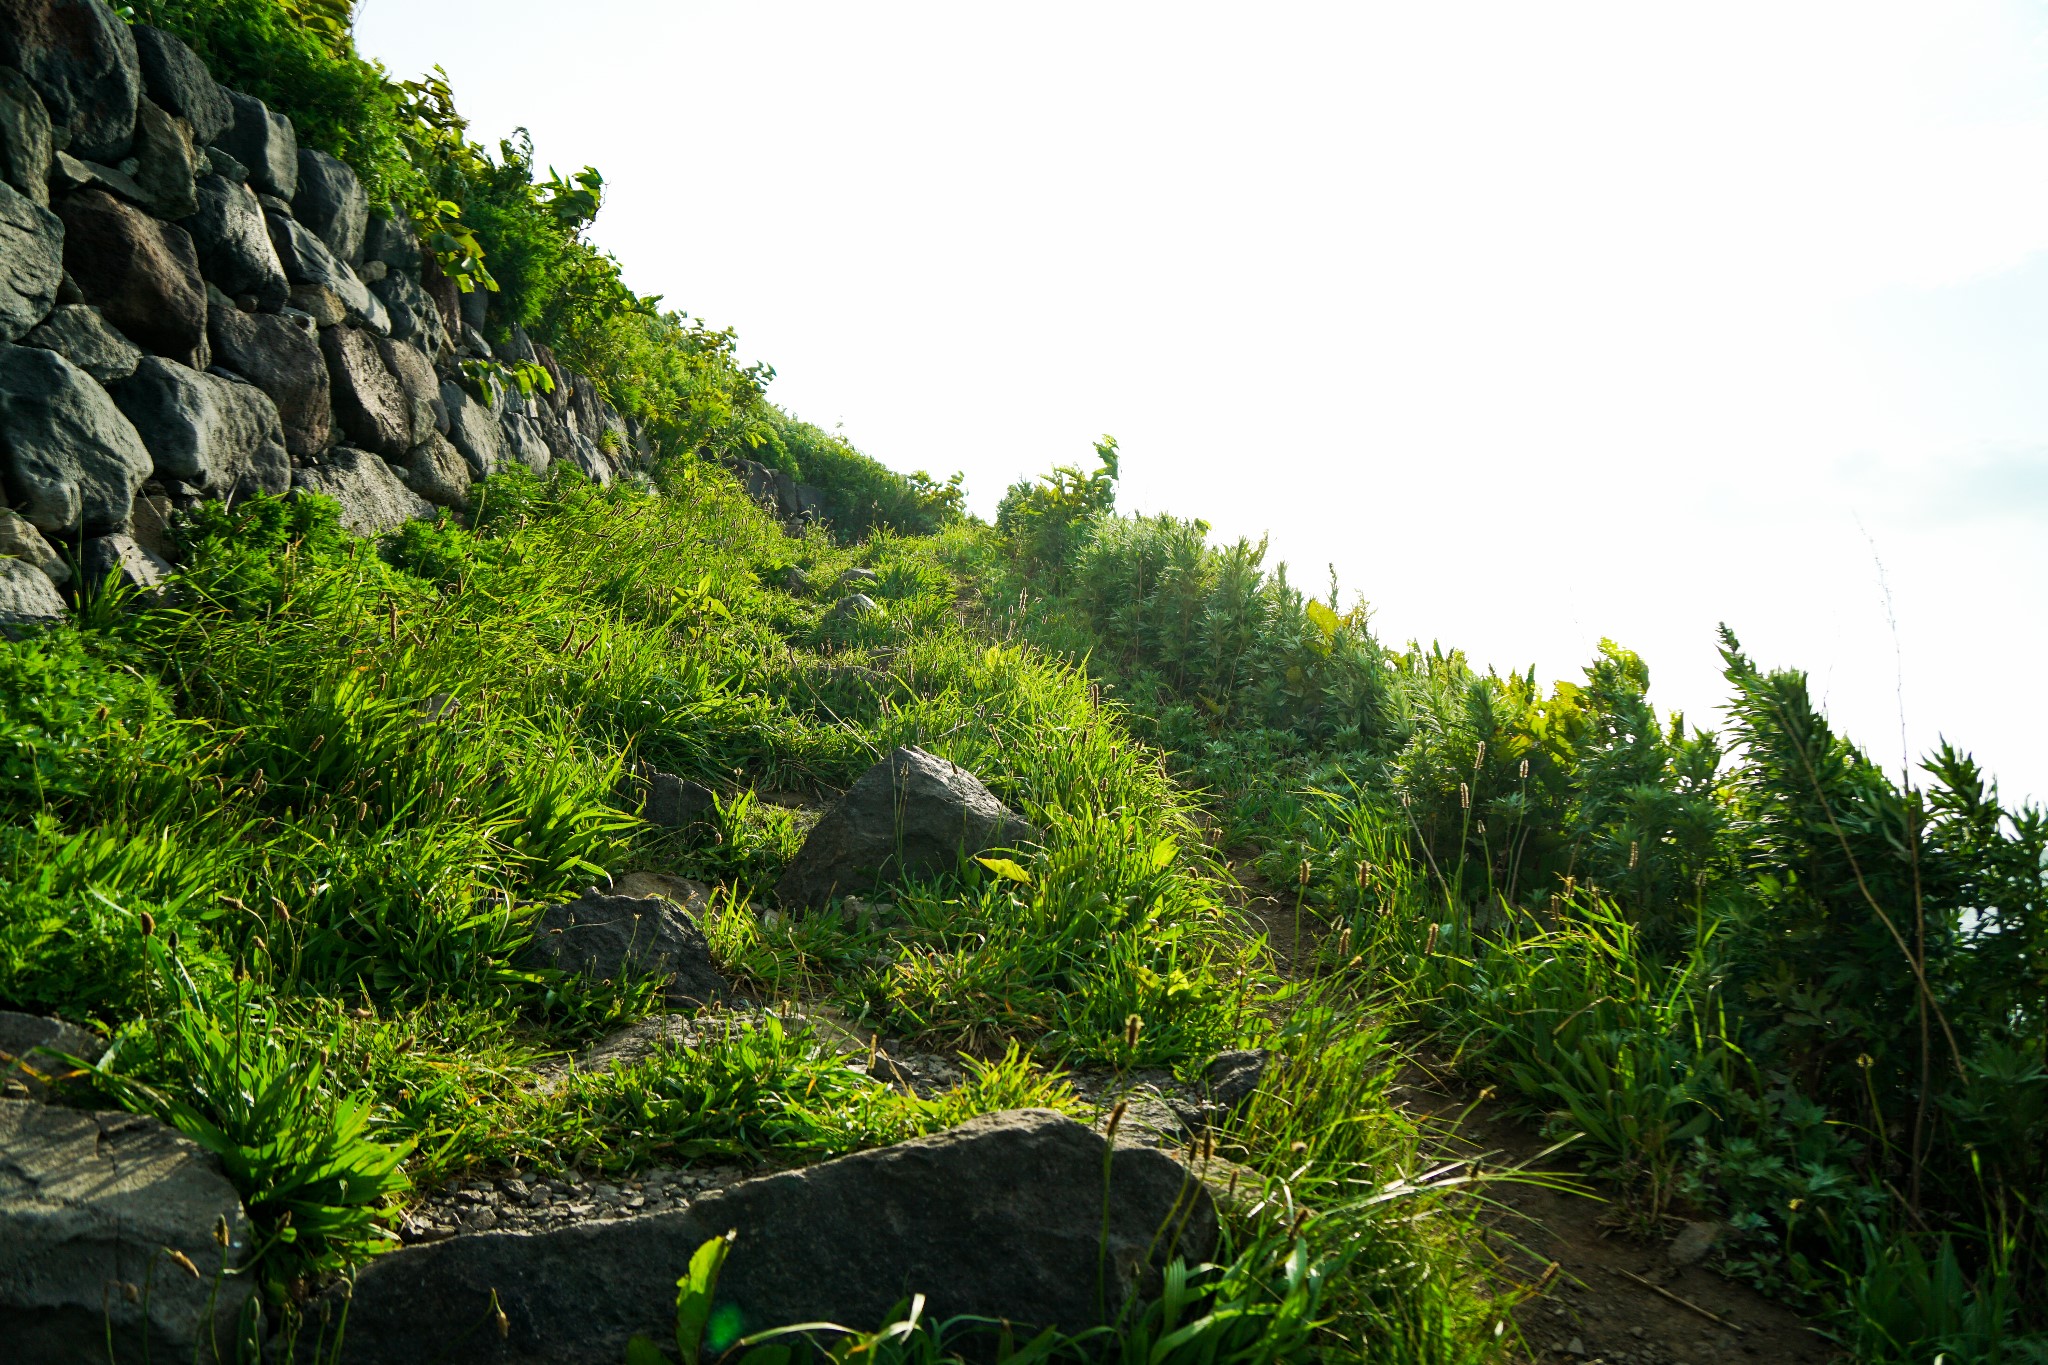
<box><xmin>359</xmin><ymin>1</ymin><xmax>2048</xmax><ymax>805</ymax></box>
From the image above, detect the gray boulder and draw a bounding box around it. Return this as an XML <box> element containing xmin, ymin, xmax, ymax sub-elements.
<box><xmin>0</xmin><ymin>341</ymin><xmax>150</xmax><ymax>533</ymax></box>
<box><xmin>212</xmin><ymin>89</ymin><xmax>294</xmax><ymax>199</ymax></box>
<box><xmin>129</xmin><ymin>95</ymin><xmax>198</xmax><ymax>219</ymax></box>
<box><xmin>266</xmin><ymin>209</ymin><xmax>383</xmax><ymax>331</ymax></box>
<box><xmin>131</xmin><ymin>26</ymin><xmax>230</xmax><ymax>146</ymax></box>
<box><xmin>183</xmin><ymin>170</ymin><xmax>288</xmax><ymax>309</ymax></box>
<box><xmin>522</xmin><ymin>888</ymin><xmax>727</xmax><ymax>1008</ymax></box>
<box><xmin>55</xmin><ymin>187</ymin><xmax>206</xmax><ymax>365</ymax></box>
<box><xmin>363</xmin><ymin>212</ymin><xmax>421</xmax><ymax>272</ymax></box>
<box><xmin>837</xmin><ymin>566</ymin><xmax>879</xmax><ymax>589</ymax></box>
<box><xmin>0</xmin><ymin>66</ymin><xmax>53</xmax><ymax>206</ymax></box>
<box><xmin>1202</xmin><ymin>1049</ymin><xmax>1269</xmax><ymax>1112</ymax></box>
<box><xmin>440</xmin><ymin>378</ymin><xmax>502</xmax><ymax>476</ymax></box>
<box><xmin>80</xmin><ymin>530</ymin><xmax>169</xmax><ymax>593</ymax></box>
<box><xmin>0</xmin><ymin>505</ymin><xmax>65</xmax><ymax>583</ymax></box>
<box><xmin>825</xmin><ymin>591</ymin><xmax>881</xmax><ymax>624</ymax></box>
<box><xmin>0</xmin><ymin>0</ymin><xmax>140</xmax><ymax>163</ymax></box>
<box><xmin>499</xmin><ymin>411</ymin><xmax>552</xmax><ymax>474</ymax></box>
<box><xmin>0</xmin><ymin>1099</ymin><xmax>251</xmax><ymax>1363</ymax></box>
<box><xmin>562</xmin><ymin>428</ymin><xmax>614</xmax><ymax>487</ymax></box>
<box><xmin>321</xmin><ymin>323</ymin><xmax>410</xmax><ymax>456</ymax></box>
<box><xmin>399</xmin><ymin>431</ymin><xmax>470</xmax><ymax>511</ymax></box>
<box><xmin>23</xmin><ymin>302</ymin><xmax>142</xmax><ymax>381</ymax></box>
<box><xmin>209</xmin><ymin>304</ymin><xmax>328</xmax><ymax>457</ymax></box>
<box><xmin>0</xmin><ymin>1010</ymin><xmax>102</xmax><ymax>1100</ymax></box>
<box><xmin>644</xmin><ymin>770</ymin><xmax>715</xmax><ymax>829</ymax></box>
<box><xmin>0</xmin><ymin>177</ymin><xmax>60</xmax><ymax>342</ymax></box>
<box><xmin>775</xmin><ymin>746</ymin><xmax>1040</xmax><ymax>909</ymax></box>
<box><xmin>375</xmin><ymin>332</ymin><xmax>442</xmax><ymax>445</ymax></box>
<box><xmin>292</xmin><ymin>446</ymin><xmax>430</xmax><ymax>537</ymax></box>
<box><xmin>329</xmin><ymin>1109</ymin><xmax>1213</xmax><ymax>1365</ymax></box>
<box><xmin>292</xmin><ymin>147</ymin><xmax>367</xmax><ymax>265</ymax></box>
<box><xmin>113</xmin><ymin>356</ymin><xmax>289</xmax><ymax>499</ymax></box>
<box><xmin>370</xmin><ymin>267</ymin><xmax>444</xmax><ymax>355</ymax></box>
<box><xmin>0</xmin><ymin>553</ymin><xmax>63</xmax><ymax>625</ymax></box>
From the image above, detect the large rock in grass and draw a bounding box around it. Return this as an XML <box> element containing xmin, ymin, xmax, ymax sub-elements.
<box><xmin>777</xmin><ymin>747</ymin><xmax>1040</xmax><ymax>909</ymax></box>
<box><xmin>522</xmin><ymin>887</ymin><xmax>726</xmax><ymax>1008</ymax></box>
<box><xmin>328</xmin><ymin>1109</ymin><xmax>1214</xmax><ymax>1365</ymax></box>
<box><xmin>0</xmin><ymin>1099</ymin><xmax>253</xmax><ymax>1363</ymax></box>
<box><xmin>209</xmin><ymin>304</ymin><xmax>328</xmax><ymax>456</ymax></box>
<box><xmin>0</xmin><ymin>341</ymin><xmax>150</xmax><ymax>534</ymax></box>
<box><xmin>292</xmin><ymin>147</ymin><xmax>367</xmax><ymax>266</ymax></box>
<box><xmin>55</xmin><ymin>187</ymin><xmax>205</xmax><ymax>365</ymax></box>
<box><xmin>0</xmin><ymin>554</ymin><xmax>64</xmax><ymax>626</ymax></box>
<box><xmin>0</xmin><ymin>178</ymin><xmax>61</xmax><ymax>342</ymax></box>
<box><xmin>398</xmin><ymin>431</ymin><xmax>470</xmax><ymax>511</ymax></box>
<box><xmin>183</xmin><ymin>168</ymin><xmax>289</xmax><ymax>309</ymax></box>
<box><xmin>113</xmin><ymin>355</ymin><xmax>289</xmax><ymax>499</ymax></box>
<box><xmin>0</xmin><ymin>0</ymin><xmax>141</xmax><ymax>164</ymax></box>
<box><xmin>0</xmin><ymin>1010</ymin><xmax>103</xmax><ymax>1100</ymax></box>
<box><xmin>292</xmin><ymin>445</ymin><xmax>430</xmax><ymax>537</ymax></box>
<box><xmin>80</xmin><ymin>529</ymin><xmax>169</xmax><ymax>593</ymax></box>
<box><xmin>131</xmin><ymin>26</ymin><xmax>230</xmax><ymax>146</ymax></box>
<box><xmin>212</xmin><ymin>89</ymin><xmax>294</xmax><ymax>200</ymax></box>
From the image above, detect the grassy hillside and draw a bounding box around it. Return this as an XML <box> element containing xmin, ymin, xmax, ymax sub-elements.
<box><xmin>4</xmin><ymin>3</ymin><xmax>2043</xmax><ymax>1362</ymax></box>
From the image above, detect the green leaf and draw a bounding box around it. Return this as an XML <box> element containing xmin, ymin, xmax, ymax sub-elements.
<box><xmin>1305</xmin><ymin>599</ymin><xmax>1341</xmax><ymax>641</ymax></box>
<box><xmin>624</xmin><ymin>1336</ymin><xmax>672</xmax><ymax>1365</ymax></box>
<box><xmin>975</xmin><ymin>856</ymin><xmax>1033</xmax><ymax>885</ymax></box>
<box><xmin>1149</xmin><ymin>839</ymin><xmax>1177</xmax><ymax>872</ymax></box>
<box><xmin>675</xmin><ymin>1232</ymin><xmax>734</xmax><ymax>1365</ymax></box>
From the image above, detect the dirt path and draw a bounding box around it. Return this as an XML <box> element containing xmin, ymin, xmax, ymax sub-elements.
<box><xmin>1217</xmin><ymin>851</ymin><xmax>1834</xmax><ymax>1365</ymax></box>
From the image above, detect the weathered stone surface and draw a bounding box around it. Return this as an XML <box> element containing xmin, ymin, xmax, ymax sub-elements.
<box><xmin>0</xmin><ymin>1099</ymin><xmax>251</xmax><ymax>1363</ymax></box>
<box><xmin>375</xmin><ymin>333</ymin><xmax>442</xmax><ymax>445</ymax></box>
<box><xmin>213</xmin><ymin>89</ymin><xmax>294</xmax><ymax>199</ymax></box>
<box><xmin>127</xmin><ymin>95</ymin><xmax>199</xmax><ymax>218</ymax></box>
<box><xmin>370</xmin><ymin>266</ymin><xmax>444</xmax><ymax>355</ymax></box>
<box><xmin>0</xmin><ymin>1010</ymin><xmax>102</xmax><ymax>1100</ymax></box>
<box><xmin>609</xmin><ymin>871</ymin><xmax>711</xmax><ymax>910</ymax></box>
<box><xmin>132</xmin><ymin>25</ymin><xmax>229</xmax><ymax>146</ymax></box>
<box><xmin>292</xmin><ymin>146</ymin><xmax>367</xmax><ymax>265</ymax></box>
<box><xmin>440</xmin><ymin>377</ymin><xmax>502</xmax><ymax>476</ymax></box>
<box><xmin>363</xmin><ymin>212</ymin><xmax>420</xmax><ymax>272</ymax></box>
<box><xmin>332</xmin><ymin>1110</ymin><xmax>1213</xmax><ymax>1365</ymax></box>
<box><xmin>183</xmin><ymin>169</ymin><xmax>288</xmax><ymax>309</ymax></box>
<box><xmin>0</xmin><ymin>177</ymin><xmax>61</xmax><ymax>342</ymax></box>
<box><xmin>776</xmin><ymin>746</ymin><xmax>1040</xmax><ymax>909</ymax></box>
<box><xmin>321</xmin><ymin>323</ymin><xmax>409</xmax><ymax>456</ymax></box>
<box><xmin>266</xmin><ymin>209</ymin><xmax>383</xmax><ymax>331</ymax></box>
<box><xmin>56</xmin><ymin>187</ymin><xmax>205</xmax><ymax>364</ymax></box>
<box><xmin>1666</xmin><ymin>1220</ymin><xmax>1724</xmax><ymax>1268</ymax></box>
<box><xmin>728</xmin><ymin>455</ymin><xmax>778</xmax><ymax>507</ymax></box>
<box><xmin>0</xmin><ymin>504</ymin><xmax>66</xmax><ymax>583</ymax></box>
<box><xmin>293</xmin><ymin>446</ymin><xmax>431</xmax><ymax>537</ymax></box>
<box><xmin>113</xmin><ymin>356</ymin><xmax>288</xmax><ymax>499</ymax></box>
<box><xmin>0</xmin><ymin>66</ymin><xmax>53</xmax><ymax>205</ymax></box>
<box><xmin>80</xmin><ymin>529</ymin><xmax>168</xmax><ymax>593</ymax></box>
<box><xmin>209</xmin><ymin>303</ymin><xmax>327</xmax><ymax>457</ymax></box>
<box><xmin>646</xmin><ymin>771</ymin><xmax>715</xmax><ymax>829</ymax></box>
<box><xmin>23</xmin><ymin>301</ymin><xmax>140</xmax><ymax>381</ymax></box>
<box><xmin>1201</xmin><ymin>1049</ymin><xmax>1269</xmax><ymax>1112</ymax></box>
<box><xmin>523</xmin><ymin>888</ymin><xmax>727</xmax><ymax>1008</ymax></box>
<box><xmin>0</xmin><ymin>0</ymin><xmax>140</xmax><ymax>163</ymax></box>
<box><xmin>0</xmin><ymin>552</ymin><xmax>63</xmax><ymax>625</ymax></box>
<box><xmin>499</xmin><ymin>411</ymin><xmax>552</xmax><ymax>474</ymax></box>
<box><xmin>399</xmin><ymin>431</ymin><xmax>469</xmax><ymax>510</ymax></box>
<box><xmin>562</xmin><ymin>428</ymin><xmax>614</xmax><ymax>487</ymax></box>
<box><xmin>128</xmin><ymin>486</ymin><xmax>174</xmax><ymax>563</ymax></box>
<box><xmin>824</xmin><ymin>591</ymin><xmax>881</xmax><ymax>624</ymax></box>
<box><xmin>837</xmin><ymin>566</ymin><xmax>879</xmax><ymax>589</ymax></box>
<box><xmin>0</xmin><ymin>341</ymin><xmax>150</xmax><ymax>533</ymax></box>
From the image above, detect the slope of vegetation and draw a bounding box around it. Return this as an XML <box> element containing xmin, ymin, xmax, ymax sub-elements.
<box><xmin>2</xmin><ymin>3</ymin><xmax>2041</xmax><ymax>1362</ymax></box>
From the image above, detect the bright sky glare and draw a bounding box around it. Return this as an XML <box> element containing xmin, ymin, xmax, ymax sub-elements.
<box><xmin>358</xmin><ymin>1</ymin><xmax>2048</xmax><ymax>803</ymax></box>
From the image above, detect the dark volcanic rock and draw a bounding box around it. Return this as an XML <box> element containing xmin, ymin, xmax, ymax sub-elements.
<box><xmin>24</xmin><ymin>302</ymin><xmax>142</xmax><ymax>381</ymax></box>
<box><xmin>0</xmin><ymin>66</ymin><xmax>54</xmax><ymax>206</ymax></box>
<box><xmin>0</xmin><ymin>340</ymin><xmax>150</xmax><ymax>533</ymax></box>
<box><xmin>0</xmin><ymin>177</ymin><xmax>61</xmax><ymax>342</ymax></box>
<box><xmin>374</xmin><ymin>332</ymin><xmax>442</xmax><ymax>446</ymax></box>
<box><xmin>292</xmin><ymin>146</ymin><xmax>366</xmax><ymax>265</ymax></box>
<box><xmin>55</xmin><ymin>187</ymin><xmax>206</xmax><ymax>364</ymax></box>
<box><xmin>209</xmin><ymin>304</ymin><xmax>328</xmax><ymax>457</ymax></box>
<box><xmin>330</xmin><ymin>1109</ymin><xmax>1214</xmax><ymax>1365</ymax></box>
<box><xmin>0</xmin><ymin>1009</ymin><xmax>102</xmax><ymax>1100</ymax></box>
<box><xmin>131</xmin><ymin>25</ymin><xmax>230</xmax><ymax>145</ymax></box>
<box><xmin>776</xmin><ymin>746</ymin><xmax>1039</xmax><ymax>909</ymax></box>
<box><xmin>522</xmin><ymin>888</ymin><xmax>726</xmax><ymax>1008</ymax></box>
<box><xmin>183</xmin><ymin>169</ymin><xmax>289</xmax><ymax>309</ymax></box>
<box><xmin>399</xmin><ymin>431</ymin><xmax>470</xmax><ymax>511</ymax></box>
<box><xmin>1201</xmin><ymin>1049</ymin><xmax>1269</xmax><ymax>1112</ymax></box>
<box><xmin>267</xmin><ymin>209</ymin><xmax>382</xmax><ymax>331</ymax></box>
<box><xmin>320</xmin><ymin>323</ymin><xmax>409</xmax><ymax>456</ymax></box>
<box><xmin>129</xmin><ymin>95</ymin><xmax>198</xmax><ymax>218</ymax></box>
<box><xmin>292</xmin><ymin>445</ymin><xmax>430</xmax><ymax>537</ymax></box>
<box><xmin>0</xmin><ymin>1099</ymin><xmax>251</xmax><ymax>1363</ymax></box>
<box><xmin>0</xmin><ymin>0</ymin><xmax>141</xmax><ymax>163</ymax></box>
<box><xmin>113</xmin><ymin>355</ymin><xmax>289</xmax><ymax>499</ymax></box>
<box><xmin>213</xmin><ymin>89</ymin><xmax>295</xmax><ymax>199</ymax></box>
